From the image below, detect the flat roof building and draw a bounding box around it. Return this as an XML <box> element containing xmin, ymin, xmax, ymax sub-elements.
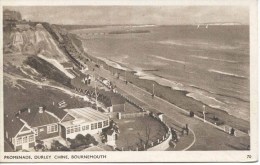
<box><xmin>60</xmin><ymin>107</ymin><xmax>110</xmax><ymax>139</ymax></box>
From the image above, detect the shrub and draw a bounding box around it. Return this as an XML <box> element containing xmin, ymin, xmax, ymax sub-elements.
<box><xmin>50</xmin><ymin>140</ymin><xmax>70</xmax><ymax>151</ymax></box>
<box><xmin>34</xmin><ymin>143</ymin><xmax>45</xmax><ymax>151</ymax></box>
<box><xmin>69</xmin><ymin>134</ymin><xmax>99</xmax><ymax>150</ymax></box>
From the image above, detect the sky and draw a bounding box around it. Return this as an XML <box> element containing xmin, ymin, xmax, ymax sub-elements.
<box><xmin>4</xmin><ymin>6</ymin><xmax>249</xmax><ymax>25</ymax></box>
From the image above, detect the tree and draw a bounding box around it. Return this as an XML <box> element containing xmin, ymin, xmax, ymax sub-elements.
<box><xmin>137</xmin><ymin>120</ymin><xmax>152</xmax><ymax>149</ymax></box>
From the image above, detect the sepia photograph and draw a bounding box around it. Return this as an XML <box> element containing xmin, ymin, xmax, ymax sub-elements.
<box><xmin>0</xmin><ymin>0</ymin><xmax>258</xmax><ymax>163</ymax></box>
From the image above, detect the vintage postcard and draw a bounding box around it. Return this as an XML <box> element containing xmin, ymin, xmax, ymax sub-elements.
<box><xmin>0</xmin><ymin>0</ymin><xmax>258</xmax><ymax>163</ymax></box>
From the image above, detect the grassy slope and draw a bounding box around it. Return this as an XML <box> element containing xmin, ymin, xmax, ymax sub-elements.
<box><xmin>25</xmin><ymin>56</ymin><xmax>72</xmax><ymax>88</ymax></box>
<box><xmin>4</xmin><ymin>80</ymin><xmax>91</xmax><ymax>116</ymax></box>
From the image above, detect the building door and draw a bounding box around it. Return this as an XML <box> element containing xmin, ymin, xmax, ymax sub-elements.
<box><xmin>115</xmin><ymin>134</ymin><xmax>118</xmax><ymax>140</ymax></box>
<box><xmin>60</xmin><ymin>125</ymin><xmax>66</xmax><ymax>139</ymax></box>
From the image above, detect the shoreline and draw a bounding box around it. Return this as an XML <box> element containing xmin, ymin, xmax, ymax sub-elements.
<box><xmin>82</xmin><ymin>51</ymin><xmax>249</xmax><ymax>133</ymax></box>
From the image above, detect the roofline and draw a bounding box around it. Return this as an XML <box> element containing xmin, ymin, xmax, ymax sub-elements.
<box><xmin>60</xmin><ymin>112</ymin><xmax>70</xmax><ymax>123</ymax></box>
<box><xmin>45</xmin><ymin>110</ymin><xmax>62</xmax><ymax>121</ymax></box>
<box><xmin>31</xmin><ymin>122</ymin><xmax>59</xmax><ymax>128</ymax></box>
<box><xmin>65</xmin><ymin>107</ymin><xmax>109</xmax><ymax>123</ymax></box>
<box><xmin>14</xmin><ymin>124</ymin><xmax>26</xmax><ymax>138</ymax></box>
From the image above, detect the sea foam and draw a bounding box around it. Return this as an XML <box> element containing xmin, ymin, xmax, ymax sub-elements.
<box><xmin>208</xmin><ymin>69</ymin><xmax>246</xmax><ymax>79</ymax></box>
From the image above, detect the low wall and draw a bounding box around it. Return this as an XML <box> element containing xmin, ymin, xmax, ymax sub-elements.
<box><xmin>147</xmin><ymin>132</ymin><xmax>172</xmax><ymax>151</ymax></box>
<box><xmin>121</xmin><ymin>112</ymin><xmax>148</xmax><ymax>119</ymax></box>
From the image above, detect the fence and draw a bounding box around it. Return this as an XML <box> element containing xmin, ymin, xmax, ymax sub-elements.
<box><xmin>120</xmin><ymin>111</ymin><xmax>149</xmax><ymax>119</ymax></box>
<box><xmin>117</xmin><ymin>93</ymin><xmax>146</xmax><ymax>112</ymax></box>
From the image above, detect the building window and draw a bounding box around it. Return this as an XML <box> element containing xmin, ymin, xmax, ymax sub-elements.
<box><xmin>98</xmin><ymin>122</ymin><xmax>102</xmax><ymax>128</ymax></box>
<box><xmin>23</xmin><ymin>136</ymin><xmax>28</xmax><ymax>143</ymax></box>
<box><xmin>47</xmin><ymin>124</ymin><xmax>58</xmax><ymax>134</ymax></box>
<box><xmin>91</xmin><ymin>124</ymin><xmax>94</xmax><ymax>130</ymax></box>
<box><xmin>85</xmin><ymin>125</ymin><xmax>89</xmax><ymax>130</ymax></box>
<box><xmin>29</xmin><ymin>135</ymin><xmax>34</xmax><ymax>142</ymax></box>
<box><xmin>103</xmin><ymin>120</ymin><xmax>109</xmax><ymax>127</ymax></box>
<box><xmin>66</xmin><ymin>127</ymin><xmax>71</xmax><ymax>134</ymax></box>
<box><xmin>17</xmin><ymin>137</ymin><xmax>22</xmax><ymax>145</ymax></box>
<box><xmin>34</xmin><ymin>128</ymin><xmax>38</xmax><ymax>136</ymax></box>
<box><xmin>74</xmin><ymin>125</ymin><xmax>80</xmax><ymax>132</ymax></box>
<box><xmin>91</xmin><ymin>123</ymin><xmax>98</xmax><ymax>130</ymax></box>
<box><xmin>67</xmin><ymin>125</ymin><xmax>81</xmax><ymax>134</ymax></box>
<box><xmin>82</xmin><ymin>126</ymin><xmax>85</xmax><ymax>131</ymax></box>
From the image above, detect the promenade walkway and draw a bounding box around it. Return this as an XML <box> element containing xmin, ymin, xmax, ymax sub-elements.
<box><xmin>93</xmin><ymin>67</ymin><xmax>250</xmax><ymax>150</ymax></box>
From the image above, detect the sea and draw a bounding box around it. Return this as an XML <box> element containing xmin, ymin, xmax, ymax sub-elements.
<box><xmin>70</xmin><ymin>25</ymin><xmax>250</xmax><ymax>121</ymax></box>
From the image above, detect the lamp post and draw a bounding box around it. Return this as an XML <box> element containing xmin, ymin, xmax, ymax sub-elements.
<box><xmin>125</xmin><ymin>70</ymin><xmax>127</xmax><ymax>83</ymax></box>
<box><xmin>94</xmin><ymin>75</ymin><xmax>98</xmax><ymax>111</ymax></box>
<box><xmin>152</xmin><ymin>84</ymin><xmax>155</xmax><ymax>97</ymax></box>
<box><xmin>203</xmin><ymin>105</ymin><xmax>206</xmax><ymax>122</ymax></box>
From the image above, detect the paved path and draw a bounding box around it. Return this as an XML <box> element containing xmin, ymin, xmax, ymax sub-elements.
<box><xmin>94</xmin><ymin>67</ymin><xmax>250</xmax><ymax>150</ymax></box>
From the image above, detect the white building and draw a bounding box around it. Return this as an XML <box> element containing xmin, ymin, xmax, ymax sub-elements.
<box><xmin>59</xmin><ymin>107</ymin><xmax>110</xmax><ymax>139</ymax></box>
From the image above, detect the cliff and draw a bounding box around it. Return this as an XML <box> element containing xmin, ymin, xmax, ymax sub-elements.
<box><xmin>4</xmin><ymin>23</ymin><xmax>68</xmax><ymax>62</ymax></box>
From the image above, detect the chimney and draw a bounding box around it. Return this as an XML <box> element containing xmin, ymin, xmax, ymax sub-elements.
<box><xmin>28</xmin><ymin>108</ymin><xmax>31</xmax><ymax>113</ymax></box>
<box><xmin>39</xmin><ymin>107</ymin><xmax>44</xmax><ymax>113</ymax></box>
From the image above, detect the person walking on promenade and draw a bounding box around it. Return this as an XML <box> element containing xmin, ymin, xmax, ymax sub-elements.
<box><xmin>230</xmin><ymin>127</ymin><xmax>235</xmax><ymax>136</ymax></box>
<box><xmin>185</xmin><ymin>124</ymin><xmax>189</xmax><ymax>135</ymax></box>
<box><xmin>182</xmin><ymin>127</ymin><xmax>186</xmax><ymax>135</ymax></box>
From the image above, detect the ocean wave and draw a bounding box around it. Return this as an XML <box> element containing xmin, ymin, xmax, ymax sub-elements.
<box><xmin>116</xmin><ymin>59</ymin><xmax>248</xmax><ymax>120</ymax></box>
<box><xmin>158</xmin><ymin>40</ymin><xmax>241</xmax><ymax>50</ymax></box>
<box><xmin>134</xmin><ymin>70</ymin><xmax>184</xmax><ymax>91</ymax></box>
<box><xmin>151</xmin><ymin>55</ymin><xmax>186</xmax><ymax>64</ymax></box>
<box><xmin>191</xmin><ymin>55</ymin><xmax>238</xmax><ymax>63</ymax></box>
<box><xmin>158</xmin><ymin>40</ymin><xmax>192</xmax><ymax>47</ymax></box>
<box><xmin>96</xmin><ymin>56</ymin><xmax>129</xmax><ymax>71</ymax></box>
<box><xmin>186</xmin><ymin>92</ymin><xmax>228</xmax><ymax>111</ymax></box>
<box><xmin>208</xmin><ymin>69</ymin><xmax>246</xmax><ymax>79</ymax></box>
<box><xmin>189</xmin><ymin>84</ymin><xmax>248</xmax><ymax>102</ymax></box>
